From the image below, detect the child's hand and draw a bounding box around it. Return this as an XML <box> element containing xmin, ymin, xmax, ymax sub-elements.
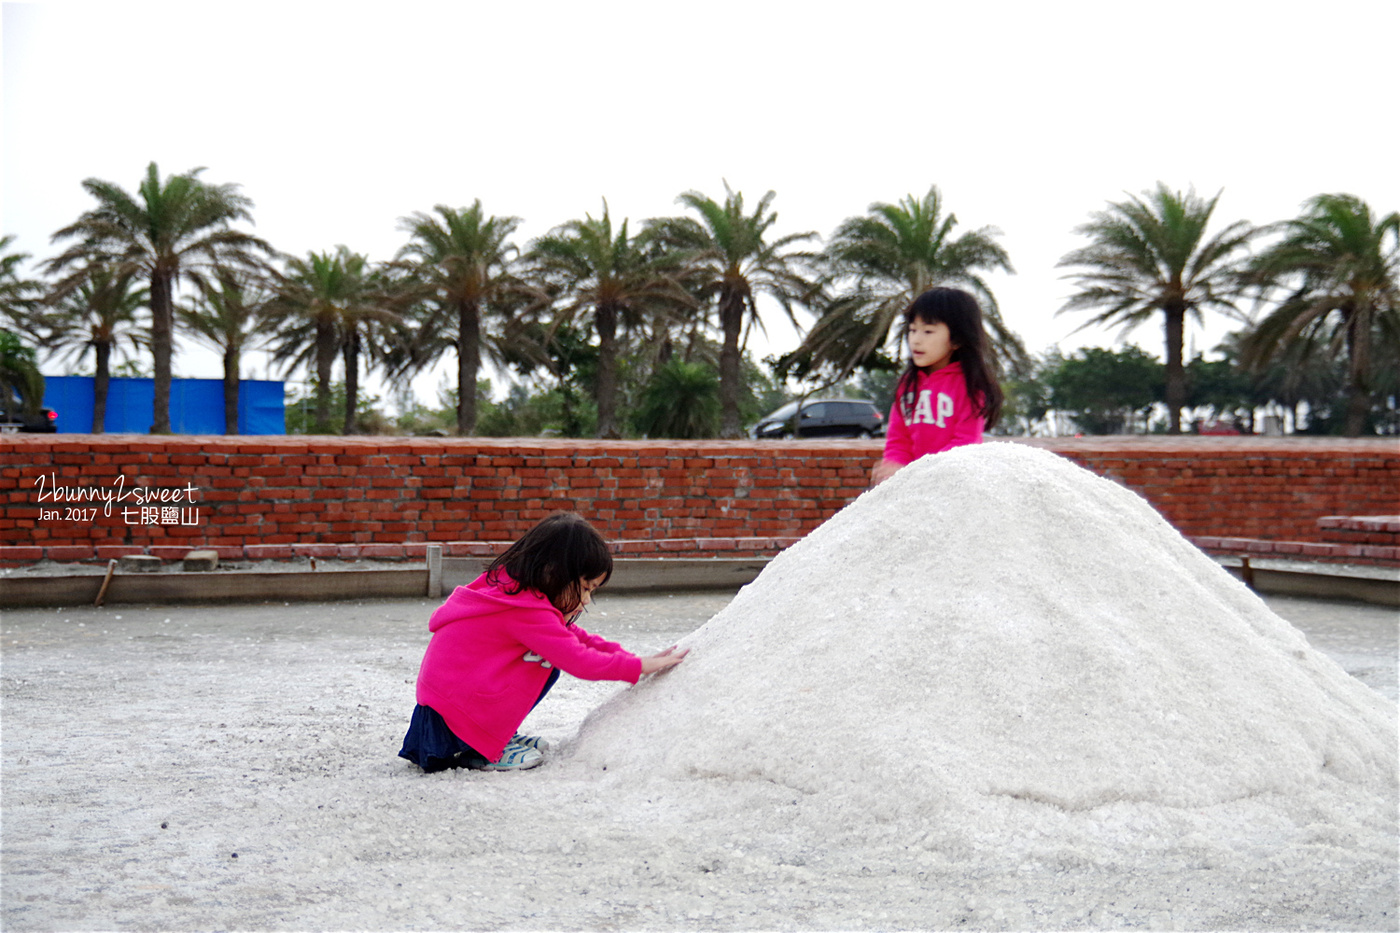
<box><xmin>639</xmin><ymin>646</ymin><xmax>689</xmax><ymax>675</ymax></box>
<box><xmin>871</xmin><ymin>458</ymin><xmax>902</xmax><ymax>486</ymax></box>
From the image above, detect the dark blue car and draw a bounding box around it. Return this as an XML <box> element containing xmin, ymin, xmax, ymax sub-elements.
<box><xmin>750</xmin><ymin>399</ymin><xmax>884</xmax><ymax>439</ymax></box>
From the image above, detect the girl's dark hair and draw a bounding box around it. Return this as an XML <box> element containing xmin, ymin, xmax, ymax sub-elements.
<box><xmin>894</xmin><ymin>287</ymin><xmax>1003</xmax><ymax>428</ymax></box>
<box><xmin>487</xmin><ymin>512</ymin><xmax>613</xmax><ymax>614</ymax></box>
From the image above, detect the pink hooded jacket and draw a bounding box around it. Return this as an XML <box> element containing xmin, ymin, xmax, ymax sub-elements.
<box><xmin>882</xmin><ymin>362</ymin><xmax>984</xmax><ymax>464</ymax></box>
<box><xmin>415</xmin><ymin>571</ymin><xmax>642</xmax><ymax>761</ymax></box>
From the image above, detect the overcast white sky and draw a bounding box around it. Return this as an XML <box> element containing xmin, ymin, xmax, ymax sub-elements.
<box><xmin>4</xmin><ymin>1</ymin><xmax>1396</xmax><ymax>408</ymax></box>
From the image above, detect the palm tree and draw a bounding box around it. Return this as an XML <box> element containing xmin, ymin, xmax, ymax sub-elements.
<box><xmin>178</xmin><ymin>268</ymin><xmax>268</xmax><ymax>435</ymax></box>
<box><xmin>45</xmin><ymin>162</ymin><xmax>271</xmax><ymax>433</ymax></box>
<box><xmin>632</xmin><ymin>358</ymin><xmax>721</xmax><ymax>438</ymax></box>
<box><xmin>264</xmin><ymin>247</ymin><xmax>382</xmax><ymax>434</ymax></box>
<box><xmin>0</xmin><ymin>236</ymin><xmax>42</xmax><ymax>330</ymax></box>
<box><xmin>785</xmin><ymin>185</ymin><xmax>1024</xmax><ymax>381</ymax></box>
<box><xmin>1240</xmin><ymin>194</ymin><xmax>1398</xmax><ymax>436</ymax></box>
<box><xmin>647</xmin><ymin>184</ymin><xmax>816</xmax><ymax>438</ymax></box>
<box><xmin>339</xmin><ymin>267</ymin><xmax>406</xmax><ymax>435</ymax></box>
<box><xmin>392</xmin><ymin>202</ymin><xmax>528</xmax><ymax>435</ymax></box>
<box><xmin>43</xmin><ymin>265</ymin><xmax>149</xmax><ymax>432</ymax></box>
<box><xmin>1058</xmin><ymin>183</ymin><xmax>1256</xmax><ymax>434</ymax></box>
<box><xmin>527</xmin><ymin>203</ymin><xmax>694</xmax><ymax>437</ymax></box>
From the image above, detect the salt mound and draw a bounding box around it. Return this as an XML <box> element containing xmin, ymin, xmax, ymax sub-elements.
<box><xmin>572</xmin><ymin>443</ymin><xmax>1396</xmax><ymax>830</ymax></box>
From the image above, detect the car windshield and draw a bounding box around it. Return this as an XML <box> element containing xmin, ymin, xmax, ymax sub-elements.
<box><xmin>762</xmin><ymin>401</ymin><xmax>801</xmax><ymax>421</ymax></box>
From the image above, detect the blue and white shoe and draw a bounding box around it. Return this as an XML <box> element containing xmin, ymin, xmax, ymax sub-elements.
<box><xmin>511</xmin><ymin>732</ymin><xmax>551</xmax><ymax>752</ymax></box>
<box><xmin>473</xmin><ymin>741</ymin><xmax>543</xmax><ymax>772</ymax></box>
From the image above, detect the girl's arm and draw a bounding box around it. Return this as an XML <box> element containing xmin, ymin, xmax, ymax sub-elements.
<box><xmin>509</xmin><ymin>612</ymin><xmax>643</xmax><ymax>683</ymax></box>
<box><xmin>574</xmin><ymin>617</ymin><xmax>688</xmax><ymax>674</ymax></box>
<box><xmin>572</xmin><ymin>622</ymin><xmax>688</xmax><ymax>673</ymax></box>
<box><xmin>882</xmin><ymin>397</ymin><xmax>913</xmax><ymax>466</ymax></box>
<box><xmin>570</xmin><ymin>621</ymin><xmax>625</xmax><ymax>654</ymax></box>
<box><xmin>874</xmin><ymin>398</ymin><xmax>912</xmax><ymax>485</ymax></box>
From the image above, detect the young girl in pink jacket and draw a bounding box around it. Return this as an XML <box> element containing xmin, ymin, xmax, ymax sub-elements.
<box><xmin>399</xmin><ymin>512</ymin><xmax>687</xmax><ymax>772</ymax></box>
<box><xmin>872</xmin><ymin>287</ymin><xmax>1005</xmax><ymax>485</ymax></box>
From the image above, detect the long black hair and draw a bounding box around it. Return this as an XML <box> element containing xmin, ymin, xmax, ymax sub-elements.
<box><xmin>894</xmin><ymin>287</ymin><xmax>1003</xmax><ymax>428</ymax></box>
<box><xmin>487</xmin><ymin>512</ymin><xmax>613</xmax><ymax>614</ymax></box>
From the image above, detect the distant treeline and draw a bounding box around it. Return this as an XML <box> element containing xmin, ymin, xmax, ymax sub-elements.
<box><xmin>2</xmin><ymin>165</ymin><xmax>1395</xmax><ymax>437</ymax></box>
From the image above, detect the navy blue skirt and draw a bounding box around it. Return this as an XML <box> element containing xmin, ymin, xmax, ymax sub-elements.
<box><xmin>399</xmin><ymin>669</ymin><xmax>560</xmax><ymax>772</ymax></box>
<box><xmin>398</xmin><ymin>704</ymin><xmax>489</xmax><ymax>772</ymax></box>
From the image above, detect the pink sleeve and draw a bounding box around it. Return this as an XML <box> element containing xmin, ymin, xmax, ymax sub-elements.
<box><xmin>882</xmin><ymin>399</ymin><xmax>913</xmax><ymax>465</ymax></box>
<box><xmin>573</xmin><ymin>625</ymin><xmax>624</xmax><ymax>654</ymax></box>
<box><xmin>506</xmin><ymin>612</ymin><xmax>642</xmax><ymax>684</ymax></box>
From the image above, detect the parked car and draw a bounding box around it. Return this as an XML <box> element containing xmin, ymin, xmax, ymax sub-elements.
<box><xmin>1195</xmin><ymin>418</ymin><xmax>1242</xmax><ymax>435</ymax></box>
<box><xmin>1</xmin><ymin>389</ymin><xmax>57</xmax><ymax>433</ymax></box>
<box><xmin>750</xmin><ymin>398</ymin><xmax>884</xmax><ymax>439</ymax></box>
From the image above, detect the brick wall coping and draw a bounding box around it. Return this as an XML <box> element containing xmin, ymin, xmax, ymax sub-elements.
<box><xmin>1317</xmin><ymin>515</ymin><xmax>1400</xmax><ymax>533</ymax></box>
<box><xmin>1193</xmin><ymin>536</ymin><xmax>1399</xmax><ymax>565</ymax></box>
<box><xmin>0</xmin><ymin>536</ymin><xmax>800</xmax><ymax>566</ymax></box>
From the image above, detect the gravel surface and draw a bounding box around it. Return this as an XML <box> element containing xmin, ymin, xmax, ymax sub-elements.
<box><xmin>1</xmin><ymin>588</ymin><xmax>1395</xmax><ymax>932</ymax></box>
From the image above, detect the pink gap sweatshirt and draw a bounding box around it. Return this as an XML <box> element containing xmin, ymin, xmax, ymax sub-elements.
<box><xmin>415</xmin><ymin>571</ymin><xmax>642</xmax><ymax>762</ymax></box>
<box><xmin>882</xmin><ymin>362</ymin><xmax>985</xmax><ymax>464</ymax></box>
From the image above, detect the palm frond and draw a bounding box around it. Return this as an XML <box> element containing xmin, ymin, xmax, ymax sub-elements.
<box><xmin>789</xmin><ymin>185</ymin><xmax>1017</xmax><ymax>382</ymax></box>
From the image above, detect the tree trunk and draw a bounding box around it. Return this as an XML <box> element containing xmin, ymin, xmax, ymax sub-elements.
<box><xmin>1344</xmin><ymin>391</ymin><xmax>1370</xmax><ymax>437</ymax></box>
<box><xmin>223</xmin><ymin>345</ymin><xmax>240</xmax><ymax>435</ymax></box>
<box><xmin>92</xmin><ymin>341</ymin><xmax>110</xmax><ymax>434</ymax></box>
<box><xmin>315</xmin><ymin>318</ymin><xmax>336</xmax><ymax>434</ymax></box>
<box><xmin>1343</xmin><ymin>307</ymin><xmax>1371</xmax><ymax>437</ymax></box>
<box><xmin>457</xmin><ymin>298</ymin><xmax>480</xmax><ymax>435</ymax></box>
<box><xmin>717</xmin><ymin>287</ymin><xmax>745</xmax><ymax>438</ymax></box>
<box><xmin>343</xmin><ymin>329</ymin><xmax>360</xmax><ymax>435</ymax></box>
<box><xmin>595</xmin><ymin>302</ymin><xmax>619</xmax><ymax>438</ymax></box>
<box><xmin>150</xmin><ymin>270</ymin><xmax>174</xmax><ymax>434</ymax></box>
<box><xmin>1163</xmin><ymin>306</ymin><xmax>1186</xmax><ymax>434</ymax></box>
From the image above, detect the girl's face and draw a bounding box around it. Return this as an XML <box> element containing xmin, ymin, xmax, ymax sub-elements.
<box><xmin>577</xmin><ymin>574</ymin><xmax>605</xmax><ymax>609</ymax></box>
<box><xmin>559</xmin><ymin>574</ymin><xmax>607</xmax><ymax>617</ymax></box>
<box><xmin>908</xmin><ymin>318</ymin><xmax>959</xmax><ymax>371</ymax></box>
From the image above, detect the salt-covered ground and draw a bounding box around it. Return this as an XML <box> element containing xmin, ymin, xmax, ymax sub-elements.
<box><xmin>0</xmin><ymin>591</ymin><xmax>1393</xmax><ymax>931</ymax></box>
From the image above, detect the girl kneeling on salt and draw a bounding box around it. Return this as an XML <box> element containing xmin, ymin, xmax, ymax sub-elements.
<box><xmin>399</xmin><ymin>512</ymin><xmax>687</xmax><ymax>772</ymax></box>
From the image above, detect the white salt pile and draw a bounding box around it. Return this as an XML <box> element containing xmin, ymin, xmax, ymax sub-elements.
<box><xmin>570</xmin><ymin>443</ymin><xmax>1397</xmax><ymax>870</ymax></box>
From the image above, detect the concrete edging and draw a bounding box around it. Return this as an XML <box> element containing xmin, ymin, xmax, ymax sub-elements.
<box><xmin>1218</xmin><ymin>562</ymin><xmax>1399</xmax><ymax>607</ymax></box>
<box><xmin>0</xmin><ymin>557</ymin><xmax>772</xmax><ymax>608</ymax></box>
<box><xmin>0</xmin><ymin>569</ymin><xmax>431</xmax><ymax>607</ymax></box>
<box><xmin>1</xmin><ymin>555</ymin><xmax>1394</xmax><ymax>609</ymax></box>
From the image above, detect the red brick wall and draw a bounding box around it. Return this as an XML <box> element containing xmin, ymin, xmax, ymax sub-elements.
<box><xmin>2</xmin><ymin>435</ymin><xmax>1396</xmax><ymax>564</ymax></box>
<box><xmin>1020</xmin><ymin>437</ymin><xmax>1399</xmax><ymax>541</ymax></box>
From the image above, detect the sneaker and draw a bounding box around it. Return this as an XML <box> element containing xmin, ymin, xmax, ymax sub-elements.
<box><xmin>511</xmin><ymin>732</ymin><xmax>551</xmax><ymax>752</ymax></box>
<box><xmin>472</xmin><ymin>741</ymin><xmax>543</xmax><ymax>772</ymax></box>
